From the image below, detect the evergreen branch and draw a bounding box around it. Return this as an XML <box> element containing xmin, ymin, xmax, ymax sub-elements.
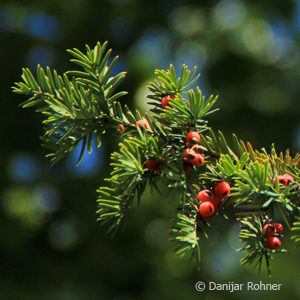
<box><xmin>97</xmin><ymin>130</ymin><xmax>169</xmax><ymax>232</ymax></box>
<box><xmin>12</xmin><ymin>42</ymin><xmax>130</xmax><ymax>165</ymax></box>
<box><xmin>169</xmin><ymin>210</ymin><xmax>201</xmax><ymax>262</ymax></box>
<box><xmin>96</xmin><ymin>137</ymin><xmax>146</xmax><ymax>233</ymax></box>
<box><xmin>237</xmin><ymin>216</ymin><xmax>286</xmax><ymax>276</ymax></box>
<box><xmin>201</xmin><ymin>129</ymin><xmax>253</xmax><ymax>160</ymax></box>
<box><xmin>147</xmin><ymin>65</ymin><xmax>218</xmax><ymax>132</ymax></box>
<box><xmin>159</xmin><ymin>89</ymin><xmax>218</xmax><ymax>130</ymax></box>
<box><xmin>148</xmin><ymin>64</ymin><xmax>200</xmax><ymax>96</ymax></box>
<box><xmin>67</xmin><ymin>41</ymin><xmax>127</xmax><ymax>104</ymax></box>
<box><xmin>13</xmin><ymin>65</ymin><xmax>107</xmax><ymax>164</ymax></box>
<box><xmin>13</xmin><ymin>41</ymin><xmax>300</xmax><ymax>276</ymax></box>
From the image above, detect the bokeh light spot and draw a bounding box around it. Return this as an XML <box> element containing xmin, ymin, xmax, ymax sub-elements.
<box><xmin>175</xmin><ymin>41</ymin><xmax>206</xmax><ymax>71</ymax></box>
<box><xmin>213</xmin><ymin>0</ymin><xmax>246</xmax><ymax>30</ymax></box>
<box><xmin>3</xmin><ymin>186</ymin><xmax>47</xmax><ymax>228</ymax></box>
<box><xmin>248</xmin><ymin>86</ymin><xmax>288</xmax><ymax>114</ymax></box>
<box><xmin>134</xmin><ymin>80</ymin><xmax>151</xmax><ymax>111</ymax></box>
<box><xmin>242</xmin><ymin>19</ymin><xmax>274</xmax><ymax>59</ymax></box>
<box><xmin>34</xmin><ymin>183</ymin><xmax>60</xmax><ymax>213</ymax></box>
<box><xmin>23</xmin><ymin>11</ymin><xmax>60</xmax><ymax>40</ymax></box>
<box><xmin>26</xmin><ymin>45</ymin><xmax>55</xmax><ymax>68</ymax></box>
<box><xmin>0</xmin><ymin>5</ymin><xmax>61</xmax><ymax>41</ymax></box>
<box><xmin>129</xmin><ymin>30</ymin><xmax>172</xmax><ymax>69</ymax></box>
<box><xmin>9</xmin><ymin>154</ymin><xmax>39</xmax><ymax>183</ymax></box>
<box><xmin>169</xmin><ymin>6</ymin><xmax>206</xmax><ymax>36</ymax></box>
<box><xmin>48</xmin><ymin>218</ymin><xmax>80</xmax><ymax>251</ymax></box>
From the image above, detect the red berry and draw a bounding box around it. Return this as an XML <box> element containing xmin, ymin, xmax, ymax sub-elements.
<box><xmin>117</xmin><ymin>124</ymin><xmax>125</xmax><ymax>133</ymax></box>
<box><xmin>214</xmin><ymin>182</ymin><xmax>231</xmax><ymax>199</ymax></box>
<box><xmin>199</xmin><ymin>202</ymin><xmax>215</xmax><ymax>218</ymax></box>
<box><xmin>197</xmin><ymin>190</ymin><xmax>214</xmax><ymax>203</ymax></box>
<box><xmin>277</xmin><ymin>175</ymin><xmax>288</xmax><ymax>186</ymax></box>
<box><xmin>266</xmin><ymin>236</ymin><xmax>281</xmax><ymax>250</ymax></box>
<box><xmin>202</xmin><ymin>215</ymin><xmax>214</xmax><ymax>222</ymax></box>
<box><xmin>273</xmin><ymin>223</ymin><xmax>283</xmax><ymax>234</ymax></box>
<box><xmin>136</xmin><ymin>119</ymin><xmax>149</xmax><ymax>129</ymax></box>
<box><xmin>183</xmin><ymin>148</ymin><xmax>196</xmax><ymax>163</ymax></box>
<box><xmin>186</xmin><ymin>132</ymin><xmax>201</xmax><ymax>146</ymax></box>
<box><xmin>146</xmin><ymin>160</ymin><xmax>161</xmax><ymax>173</ymax></box>
<box><xmin>191</xmin><ymin>154</ymin><xmax>205</xmax><ymax>167</ymax></box>
<box><xmin>284</xmin><ymin>174</ymin><xmax>294</xmax><ymax>185</ymax></box>
<box><xmin>277</xmin><ymin>174</ymin><xmax>294</xmax><ymax>187</ymax></box>
<box><xmin>161</xmin><ymin>95</ymin><xmax>174</xmax><ymax>108</ymax></box>
<box><xmin>262</xmin><ymin>224</ymin><xmax>276</xmax><ymax>236</ymax></box>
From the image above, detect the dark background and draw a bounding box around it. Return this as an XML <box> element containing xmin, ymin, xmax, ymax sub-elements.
<box><xmin>1</xmin><ymin>0</ymin><xmax>300</xmax><ymax>299</ymax></box>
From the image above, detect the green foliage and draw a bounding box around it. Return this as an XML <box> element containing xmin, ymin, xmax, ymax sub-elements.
<box><xmin>291</xmin><ymin>218</ymin><xmax>300</xmax><ymax>245</ymax></box>
<box><xmin>148</xmin><ymin>64</ymin><xmax>200</xmax><ymax>96</ymax></box>
<box><xmin>238</xmin><ymin>216</ymin><xmax>286</xmax><ymax>276</ymax></box>
<box><xmin>147</xmin><ymin>66</ymin><xmax>218</xmax><ymax>132</ymax></box>
<box><xmin>67</xmin><ymin>42</ymin><xmax>127</xmax><ymax>103</ymax></box>
<box><xmin>13</xmin><ymin>41</ymin><xmax>300</xmax><ymax>275</ymax></box>
<box><xmin>169</xmin><ymin>211</ymin><xmax>201</xmax><ymax>261</ymax></box>
<box><xmin>96</xmin><ymin>132</ymin><xmax>161</xmax><ymax>233</ymax></box>
<box><xmin>160</xmin><ymin>89</ymin><xmax>218</xmax><ymax>130</ymax></box>
<box><xmin>12</xmin><ymin>42</ymin><xmax>127</xmax><ymax>165</ymax></box>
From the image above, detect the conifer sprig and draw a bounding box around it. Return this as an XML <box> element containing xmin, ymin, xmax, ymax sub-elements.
<box><xmin>13</xmin><ymin>41</ymin><xmax>300</xmax><ymax>275</ymax></box>
<box><xmin>237</xmin><ymin>216</ymin><xmax>283</xmax><ymax>276</ymax></box>
<box><xmin>169</xmin><ymin>211</ymin><xmax>201</xmax><ymax>261</ymax></box>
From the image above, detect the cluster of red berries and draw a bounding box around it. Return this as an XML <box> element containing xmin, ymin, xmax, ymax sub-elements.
<box><xmin>183</xmin><ymin>132</ymin><xmax>205</xmax><ymax>173</ymax></box>
<box><xmin>262</xmin><ymin>222</ymin><xmax>283</xmax><ymax>250</ymax></box>
<box><xmin>197</xmin><ymin>182</ymin><xmax>231</xmax><ymax>221</ymax></box>
<box><xmin>133</xmin><ymin>95</ymin><xmax>206</xmax><ymax>174</ymax></box>
<box><xmin>144</xmin><ymin>130</ymin><xmax>205</xmax><ymax>174</ymax></box>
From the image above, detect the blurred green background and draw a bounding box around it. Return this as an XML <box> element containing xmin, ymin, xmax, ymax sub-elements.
<box><xmin>1</xmin><ymin>0</ymin><xmax>300</xmax><ymax>299</ymax></box>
